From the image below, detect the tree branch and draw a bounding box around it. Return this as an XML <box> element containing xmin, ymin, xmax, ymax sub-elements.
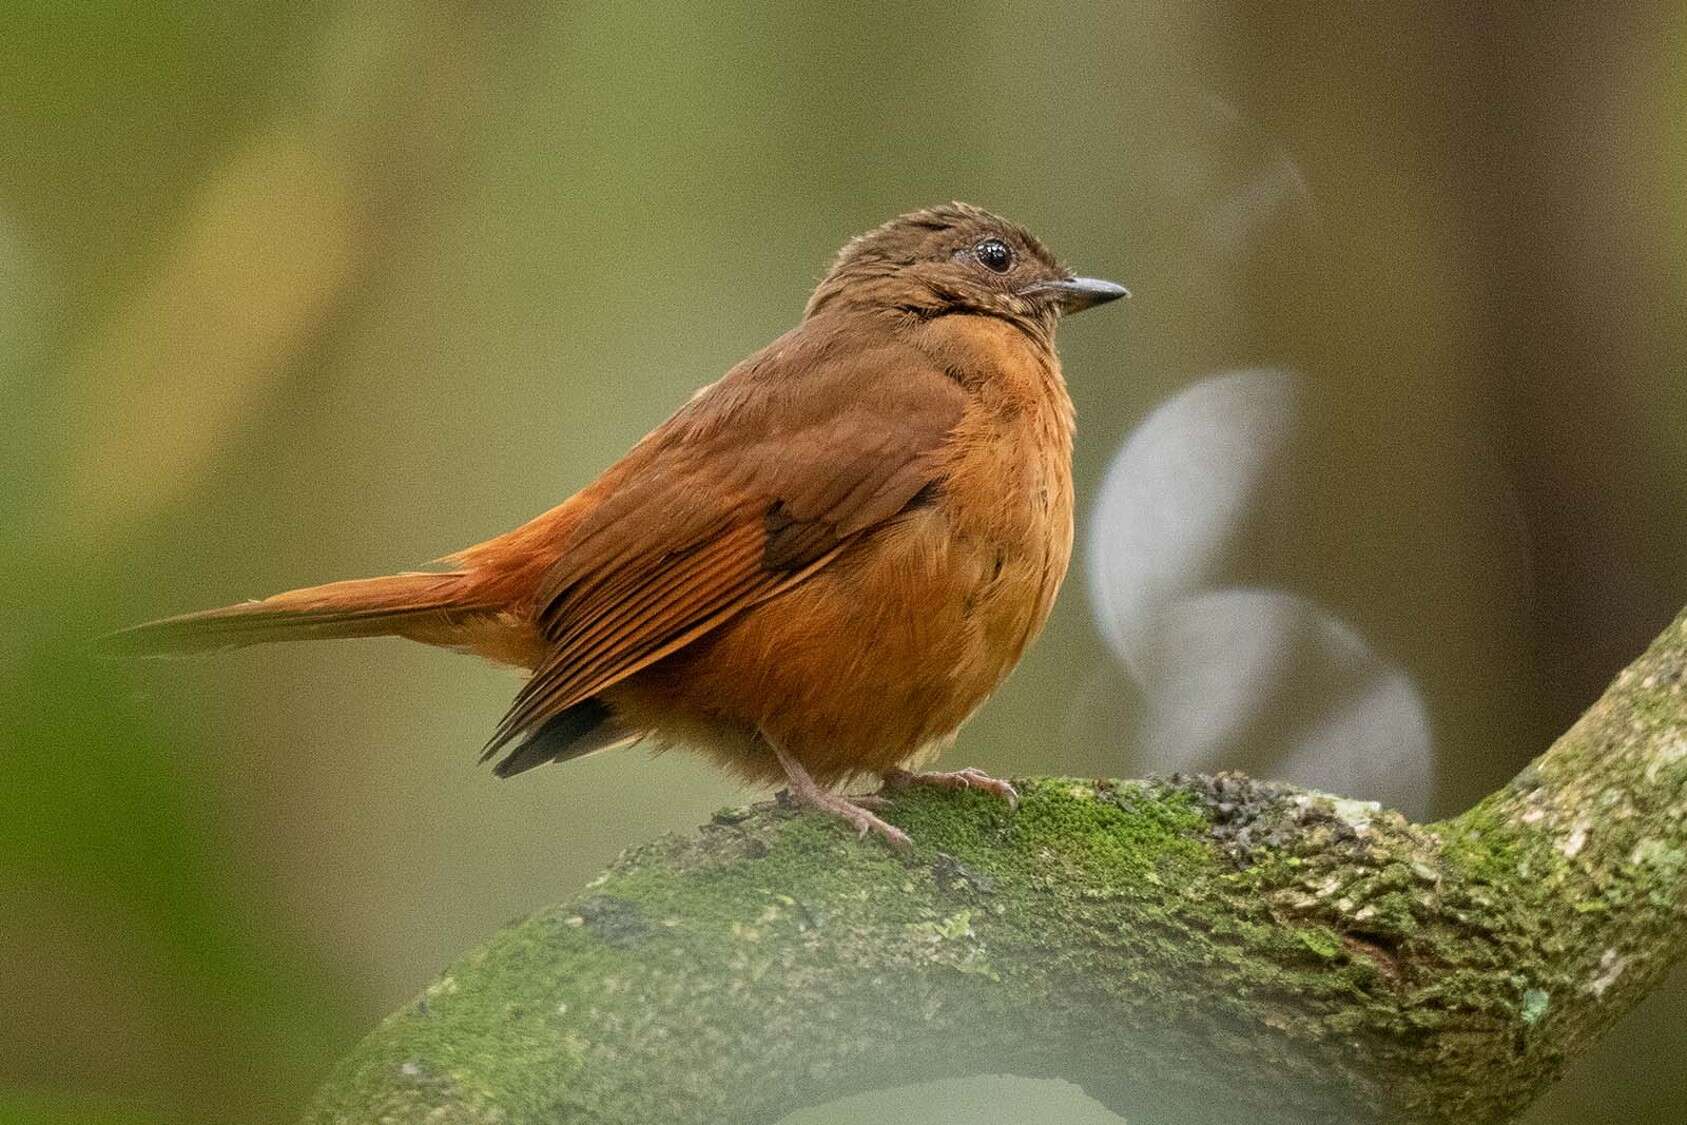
<box><xmin>304</xmin><ymin>610</ymin><xmax>1687</xmax><ymax>1125</ymax></box>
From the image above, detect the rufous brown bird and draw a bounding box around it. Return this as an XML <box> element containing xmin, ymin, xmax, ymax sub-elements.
<box><xmin>114</xmin><ymin>202</ymin><xmax>1126</xmax><ymax>847</ymax></box>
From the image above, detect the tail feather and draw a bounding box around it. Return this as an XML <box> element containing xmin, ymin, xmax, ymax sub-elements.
<box><xmin>107</xmin><ymin>571</ymin><xmax>485</xmax><ymax>656</ymax></box>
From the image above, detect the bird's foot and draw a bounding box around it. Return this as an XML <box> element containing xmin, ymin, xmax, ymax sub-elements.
<box><xmin>765</xmin><ymin>735</ymin><xmax>911</xmax><ymax>849</ymax></box>
<box><xmin>881</xmin><ymin>766</ymin><xmax>1019</xmax><ymax>809</ymax></box>
<box><xmin>779</xmin><ymin>784</ymin><xmax>911</xmax><ymax>849</ymax></box>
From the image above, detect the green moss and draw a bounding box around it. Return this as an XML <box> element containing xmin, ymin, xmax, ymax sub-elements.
<box><xmin>307</xmin><ymin>779</ymin><xmax>1271</xmax><ymax>1122</ymax></box>
<box><xmin>1436</xmin><ymin>797</ymin><xmax>1551</xmax><ymax>891</ymax></box>
<box><xmin>1293</xmin><ymin>928</ymin><xmax>1342</xmax><ymax>961</ymax></box>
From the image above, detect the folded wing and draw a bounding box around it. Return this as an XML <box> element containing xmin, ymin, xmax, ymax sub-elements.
<box><xmin>482</xmin><ymin>324</ymin><xmax>966</xmax><ymax>768</ymax></box>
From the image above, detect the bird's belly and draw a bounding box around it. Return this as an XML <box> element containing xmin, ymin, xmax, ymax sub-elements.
<box><xmin>612</xmin><ymin>506</ymin><xmax>1063</xmax><ymax>787</ymax></box>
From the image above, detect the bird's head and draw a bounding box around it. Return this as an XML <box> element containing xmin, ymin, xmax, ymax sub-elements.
<box><xmin>804</xmin><ymin>202</ymin><xmax>1127</xmax><ymax>337</ymax></box>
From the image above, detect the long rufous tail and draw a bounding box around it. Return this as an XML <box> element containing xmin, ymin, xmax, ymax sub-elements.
<box><xmin>107</xmin><ymin>570</ymin><xmax>488</xmax><ymax>656</ymax></box>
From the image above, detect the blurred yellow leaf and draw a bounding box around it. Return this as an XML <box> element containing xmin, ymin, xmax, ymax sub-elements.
<box><xmin>60</xmin><ymin>129</ymin><xmax>360</xmax><ymax>550</ymax></box>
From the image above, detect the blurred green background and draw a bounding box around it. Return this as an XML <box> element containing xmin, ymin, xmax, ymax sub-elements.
<box><xmin>4</xmin><ymin>3</ymin><xmax>1684</xmax><ymax>1122</ymax></box>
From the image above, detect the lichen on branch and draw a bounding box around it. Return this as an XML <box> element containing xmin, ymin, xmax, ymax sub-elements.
<box><xmin>304</xmin><ymin>611</ymin><xmax>1687</xmax><ymax>1125</ymax></box>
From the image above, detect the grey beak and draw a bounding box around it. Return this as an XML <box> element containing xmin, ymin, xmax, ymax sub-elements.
<box><xmin>1033</xmin><ymin>275</ymin><xmax>1130</xmax><ymax>314</ymax></box>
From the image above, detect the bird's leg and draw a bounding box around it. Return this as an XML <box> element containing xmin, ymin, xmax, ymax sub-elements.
<box><xmin>767</xmin><ymin>738</ymin><xmax>911</xmax><ymax>850</ymax></box>
<box><xmin>880</xmin><ymin>766</ymin><xmax>1019</xmax><ymax>809</ymax></box>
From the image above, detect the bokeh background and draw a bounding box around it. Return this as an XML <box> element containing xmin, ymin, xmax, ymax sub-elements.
<box><xmin>5</xmin><ymin>3</ymin><xmax>1685</xmax><ymax>1122</ymax></box>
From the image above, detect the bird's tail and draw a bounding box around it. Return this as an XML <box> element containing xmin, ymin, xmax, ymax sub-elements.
<box><xmin>106</xmin><ymin>570</ymin><xmax>490</xmax><ymax>656</ymax></box>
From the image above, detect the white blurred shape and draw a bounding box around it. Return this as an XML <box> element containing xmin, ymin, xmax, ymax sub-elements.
<box><xmin>1209</xmin><ymin>155</ymin><xmax>1315</xmax><ymax>254</ymax></box>
<box><xmin>1137</xmin><ymin>589</ymin><xmax>1435</xmax><ymax>818</ymax></box>
<box><xmin>1198</xmin><ymin>93</ymin><xmax>1321</xmax><ymax>256</ymax></box>
<box><xmin>1087</xmin><ymin>368</ymin><xmax>1302</xmax><ymax>679</ymax></box>
<box><xmin>1085</xmin><ymin>368</ymin><xmax>1440</xmax><ymax>815</ymax></box>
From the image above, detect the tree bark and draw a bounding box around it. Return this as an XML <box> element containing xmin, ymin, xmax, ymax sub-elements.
<box><xmin>303</xmin><ymin>609</ymin><xmax>1687</xmax><ymax>1124</ymax></box>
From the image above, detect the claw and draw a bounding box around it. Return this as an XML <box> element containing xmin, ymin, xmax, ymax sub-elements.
<box><xmin>811</xmin><ymin>793</ymin><xmax>909</xmax><ymax>849</ymax></box>
<box><xmin>881</xmin><ymin>766</ymin><xmax>1019</xmax><ymax>809</ymax></box>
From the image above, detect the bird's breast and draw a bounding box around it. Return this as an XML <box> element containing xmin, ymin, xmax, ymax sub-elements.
<box><xmin>884</xmin><ymin>330</ymin><xmax>1071</xmax><ymax>735</ymax></box>
<box><xmin>926</xmin><ymin>317</ymin><xmax>1076</xmax><ymax>604</ymax></box>
<box><xmin>935</xmin><ymin>391</ymin><xmax>1075</xmax><ymax>673</ymax></box>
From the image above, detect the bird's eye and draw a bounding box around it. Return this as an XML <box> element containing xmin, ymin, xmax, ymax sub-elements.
<box><xmin>973</xmin><ymin>238</ymin><xmax>1013</xmax><ymax>273</ymax></box>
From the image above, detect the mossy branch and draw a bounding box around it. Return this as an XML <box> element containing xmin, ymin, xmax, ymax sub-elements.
<box><xmin>304</xmin><ymin>610</ymin><xmax>1687</xmax><ymax>1125</ymax></box>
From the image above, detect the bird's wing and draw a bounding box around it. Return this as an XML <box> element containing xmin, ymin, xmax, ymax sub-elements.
<box><xmin>481</xmin><ymin>326</ymin><xmax>966</xmax><ymax>761</ymax></box>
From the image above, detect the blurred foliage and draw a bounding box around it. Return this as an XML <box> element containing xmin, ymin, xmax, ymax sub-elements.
<box><xmin>3</xmin><ymin>2</ymin><xmax>1684</xmax><ymax>1122</ymax></box>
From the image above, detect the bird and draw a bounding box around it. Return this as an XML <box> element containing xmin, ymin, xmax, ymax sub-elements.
<box><xmin>112</xmin><ymin>202</ymin><xmax>1127</xmax><ymax>848</ymax></box>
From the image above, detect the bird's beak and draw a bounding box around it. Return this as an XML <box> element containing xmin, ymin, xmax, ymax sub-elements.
<box><xmin>1025</xmin><ymin>276</ymin><xmax>1131</xmax><ymax>315</ymax></box>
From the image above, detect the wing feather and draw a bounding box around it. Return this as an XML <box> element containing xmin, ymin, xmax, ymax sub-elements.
<box><xmin>482</xmin><ymin>322</ymin><xmax>966</xmax><ymax>762</ymax></box>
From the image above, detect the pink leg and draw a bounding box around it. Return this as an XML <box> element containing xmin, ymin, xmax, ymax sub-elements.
<box><xmin>881</xmin><ymin>766</ymin><xmax>1019</xmax><ymax>809</ymax></box>
<box><xmin>768</xmin><ymin>739</ymin><xmax>912</xmax><ymax>850</ymax></box>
